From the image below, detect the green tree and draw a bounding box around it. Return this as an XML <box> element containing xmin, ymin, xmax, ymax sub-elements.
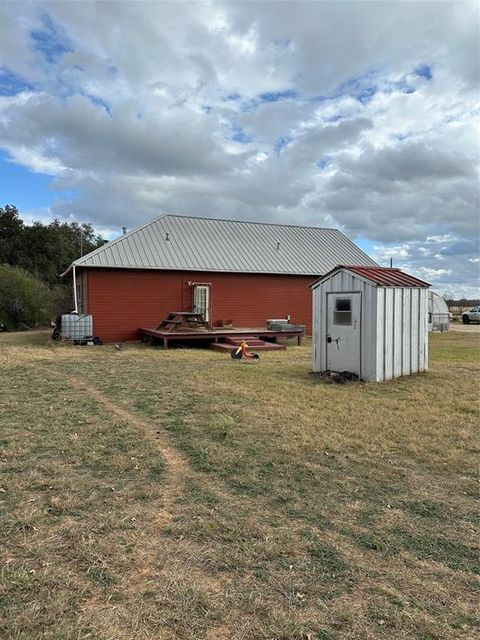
<box><xmin>0</xmin><ymin>205</ymin><xmax>107</xmax><ymax>328</ymax></box>
<box><xmin>20</xmin><ymin>219</ymin><xmax>104</xmax><ymax>286</ymax></box>
<box><xmin>1</xmin><ymin>204</ymin><xmax>105</xmax><ymax>286</ymax></box>
<box><xmin>0</xmin><ymin>265</ymin><xmax>54</xmax><ymax>330</ymax></box>
<box><xmin>0</xmin><ymin>205</ymin><xmax>24</xmax><ymax>265</ymax></box>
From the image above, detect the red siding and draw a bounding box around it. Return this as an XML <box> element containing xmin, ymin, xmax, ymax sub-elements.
<box><xmin>84</xmin><ymin>268</ymin><xmax>316</xmax><ymax>342</ymax></box>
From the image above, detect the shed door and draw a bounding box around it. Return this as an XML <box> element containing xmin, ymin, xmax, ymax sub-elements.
<box><xmin>326</xmin><ymin>292</ymin><xmax>361</xmax><ymax>374</ymax></box>
<box><xmin>193</xmin><ymin>285</ymin><xmax>210</xmax><ymax>322</ymax></box>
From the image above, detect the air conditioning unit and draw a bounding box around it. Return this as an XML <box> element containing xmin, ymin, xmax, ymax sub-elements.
<box><xmin>266</xmin><ymin>318</ymin><xmax>288</xmax><ymax>329</ymax></box>
<box><xmin>267</xmin><ymin>319</ymin><xmax>304</xmax><ymax>332</ymax></box>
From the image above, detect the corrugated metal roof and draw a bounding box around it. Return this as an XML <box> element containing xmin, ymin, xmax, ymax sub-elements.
<box><xmin>311</xmin><ymin>265</ymin><xmax>431</xmax><ymax>288</ymax></box>
<box><xmin>66</xmin><ymin>215</ymin><xmax>377</xmax><ymax>276</ymax></box>
<box><xmin>343</xmin><ymin>266</ymin><xmax>431</xmax><ymax>287</ymax></box>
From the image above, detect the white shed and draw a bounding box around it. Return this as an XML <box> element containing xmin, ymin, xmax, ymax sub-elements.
<box><xmin>311</xmin><ymin>265</ymin><xmax>431</xmax><ymax>382</ymax></box>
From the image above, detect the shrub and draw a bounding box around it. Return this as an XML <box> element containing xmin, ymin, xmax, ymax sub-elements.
<box><xmin>0</xmin><ymin>264</ymin><xmax>57</xmax><ymax>330</ymax></box>
<box><xmin>50</xmin><ymin>284</ymin><xmax>74</xmax><ymax>318</ymax></box>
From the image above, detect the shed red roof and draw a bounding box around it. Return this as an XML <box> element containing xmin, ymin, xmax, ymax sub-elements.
<box><xmin>341</xmin><ymin>265</ymin><xmax>430</xmax><ymax>287</ymax></box>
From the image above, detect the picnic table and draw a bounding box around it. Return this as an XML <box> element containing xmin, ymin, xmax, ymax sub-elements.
<box><xmin>156</xmin><ymin>311</ymin><xmax>214</xmax><ymax>333</ymax></box>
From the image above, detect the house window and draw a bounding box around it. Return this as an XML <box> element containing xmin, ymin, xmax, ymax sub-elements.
<box><xmin>193</xmin><ymin>285</ymin><xmax>210</xmax><ymax>321</ymax></box>
<box><xmin>334</xmin><ymin>298</ymin><xmax>351</xmax><ymax>325</ymax></box>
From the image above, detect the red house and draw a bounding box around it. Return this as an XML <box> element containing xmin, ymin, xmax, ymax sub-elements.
<box><xmin>63</xmin><ymin>215</ymin><xmax>377</xmax><ymax>343</ymax></box>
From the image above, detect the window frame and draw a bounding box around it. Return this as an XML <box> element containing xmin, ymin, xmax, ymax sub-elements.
<box><xmin>333</xmin><ymin>297</ymin><xmax>352</xmax><ymax>326</ymax></box>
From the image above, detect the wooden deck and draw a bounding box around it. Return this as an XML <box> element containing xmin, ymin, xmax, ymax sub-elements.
<box><xmin>139</xmin><ymin>326</ymin><xmax>304</xmax><ymax>350</ymax></box>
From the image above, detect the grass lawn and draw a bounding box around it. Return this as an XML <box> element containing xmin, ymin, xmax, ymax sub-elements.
<box><xmin>0</xmin><ymin>330</ymin><xmax>478</xmax><ymax>640</ymax></box>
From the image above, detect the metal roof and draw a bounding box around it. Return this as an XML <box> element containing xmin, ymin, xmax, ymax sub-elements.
<box><xmin>311</xmin><ymin>265</ymin><xmax>431</xmax><ymax>288</ymax></box>
<box><xmin>65</xmin><ymin>215</ymin><xmax>377</xmax><ymax>276</ymax></box>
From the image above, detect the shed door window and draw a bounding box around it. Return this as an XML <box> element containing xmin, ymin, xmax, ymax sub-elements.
<box><xmin>334</xmin><ymin>298</ymin><xmax>352</xmax><ymax>325</ymax></box>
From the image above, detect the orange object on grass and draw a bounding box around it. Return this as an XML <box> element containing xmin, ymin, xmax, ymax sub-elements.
<box><xmin>230</xmin><ymin>339</ymin><xmax>260</xmax><ymax>360</ymax></box>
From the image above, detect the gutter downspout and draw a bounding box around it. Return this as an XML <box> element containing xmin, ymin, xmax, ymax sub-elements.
<box><xmin>73</xmin><ymin>265</ymin><xmax>78</xmax><ymax>313</ymax></box>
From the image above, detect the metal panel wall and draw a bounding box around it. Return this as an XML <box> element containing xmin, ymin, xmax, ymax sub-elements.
<box><xmin>410</xmin><ymin>290</ymin><xmax>419</xmax><ymax>373</ymax></box>
<box><xmin>383</xmin><ymin>288</ymin><xmax>394</xmax><ymax>380</ymax></box>
<box><xmin>419</xmin><ymin>288</ymin><xmax>428</xmax><ymax>371</ymax></box>
<box><xmin>375</xmin><ymin>288</ymin><xmax>384</xmax><ymax>380</ymax></box>
<box><xmin>375</xmin><ymin>286</ymin><xmax>428</xmax><ymax>381</ymax></box>
<box><xmin>402</xmin><ymin>288</ymin><xmax>412</xmax><ymax>375</ymax></box>
<box><xmin>393</xmin><ymin>288</ymin><xmax>403</xmax><ymax>378</ymax></box>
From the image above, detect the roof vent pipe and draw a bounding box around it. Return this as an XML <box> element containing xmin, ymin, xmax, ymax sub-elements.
<box><xmin>122</xmin><ymin>226</ymin><xmax>127</xmax><ymax>235</ymax></box>
<box><xmin>166</xmin><ymin>232</ymin><xmax>170</xmax><ymax>241</ymax></box>
<box><xmin>276</xmin><ymin>242</ymin><xmax>280</xmax><ymax>250</ymax></box>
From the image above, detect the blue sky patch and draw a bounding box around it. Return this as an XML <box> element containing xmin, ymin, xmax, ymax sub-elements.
<box><xmin>106</xmin><ymin>64</ymin><xmax>118</xmax><ymax>79</ymax></box>
<box><xmin>234</xmin><ymin>88</ymin><xmax>300</xmax><ymax>114</ymax></box>
<box><xmin>323</xmin><ymin>113</ymin><xmax>347</xmax><ymax>123</ymax></box>
<box><xmin>229</xmin><ymin>121</ymin><xmax>253</xmax><ymax>143</ymax></box>
<box><xmin>356</xmin><ymin>84</ymin><xmax>377</xmax><ymax>104</ymax></box>
<box><xmin>415</xmin><ymin>64</ymin><xmax>433</xmax><ymax>80</ymax></box>
<box><xmin>393</xmin><ymin>79</ymin><xmax>415</xmax><ymax>94</ymax></box>
<box><xmin>0</xmin><ymin>68</ymin><xmax>34</xmax><ymax>96</ymax></box>
<box><xmin>31</xmin><ymin>13</ymin><xmax>74</xmax><ymax>64</ymax></box>
<box><xmin>0</xmin><ymin>153</ymin><xmax>59</xmax><ymax>211</ymax></box>
<box><xmin>308</xmin><ymin>72</ymin><xmax>379</xmax><ymax>111</ymax></box>
<box><xmin>271</xmin><ymin>37</ymin><xmax>293</xmax><ymax>49</ymax></box>
<box><xmin>356</xmin><ymin>237</ymin><xmax>375</xmax><ymax>256</ymax></box>
<box><xmin>84</xmin><ymin>93</ymin><xmax>112</xmax><ymax>115</ymax></box>
<box><xmin>317</xmin><ymin>158</ymin><xmax>329</xmax><ymax>170</ymax></box>
<box><xmin>222</xmin><ymin>92</ymin><xmax>242</xmax><ymax>102</ymax></box>
<box><xmin>274</xmin><ymin>135</ymin><xmax>291</xmax><ymax>155</ymax></box>
<box><xmin>232</xmin><ymin>130</ymin><xmax>253</xmax><ymax>143</ymax></box>
<box><xmin>334</xmin><ymin>72</ymin><xmax>378</xmax><ymax>104</ymax></box>
<box><xmin>392</xmin><ymin>132</ymin><xmax>411</xmax><ymax>142</ymax></box>
<box><xmin>0</xmin><ymin>153</ymin><xmax>81</xmax><ymax>219</ymax></box>
<box><xmin>258</xmin><ymin>89</ymin><xmax>298</xmax><ymax>103</ymax></box>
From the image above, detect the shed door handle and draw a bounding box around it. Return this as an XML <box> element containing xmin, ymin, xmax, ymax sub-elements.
<box><xmin>327</xmin><ymin>336</ymin><xmax>332</xmax><ymax>343</ymax></box>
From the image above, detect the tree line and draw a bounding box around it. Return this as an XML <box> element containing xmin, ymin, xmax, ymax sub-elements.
<box><xmin>445</xmin><ymin>299</ymin><xmax>480</xmax><ymax>308</ymax></box>
<box><xmin>0</xmin><ymin>204</ymin><xmax>104</xmax><ymax>330</ymax></box>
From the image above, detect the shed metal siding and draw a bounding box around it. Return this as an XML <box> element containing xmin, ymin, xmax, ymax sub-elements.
<box><xmin>402</xmin><ymin>289</ymin><xmax>411</xmax><ymax>375</ymax></box>
<box><xmin>375</xmin><ymin>286</ymin><xmax>428</xmax><ymax>381</ymax></box>
<box><xmin>375</xmin><ymin>288</ymin><xmax>384</xmax><ymax>379</ymax></box>
<box><xmin>411</xmin><ymin>291</ymin><xmax>419</xmax><ymax>373</ymax></box>
<box><xmin>85</xmin><ymin>268</ymin><xmax>315</xmax><ymax>343</ymax></box>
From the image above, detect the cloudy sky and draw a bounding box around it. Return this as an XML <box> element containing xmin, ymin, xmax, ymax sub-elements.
<box><xmin>0</xmin><ymin>1</ymin><xmax>479</xmax><ymax>296</ymax></box>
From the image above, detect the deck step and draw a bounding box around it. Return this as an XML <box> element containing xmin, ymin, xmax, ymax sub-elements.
<box><xmin>223</xmin><ymin>337</ymin><xmax>267</xmax><ymax>346</ymax></box>
<box><xmin>210</xmin><ymin>341</ymin><xmax>286</xmax><ymax>352</ymax></box>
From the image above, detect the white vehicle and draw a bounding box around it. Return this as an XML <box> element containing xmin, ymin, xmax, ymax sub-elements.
<box><xmin>461</xmin><ymin>306</ymin><xmax>480</xmax><ymax>324</ymax></box>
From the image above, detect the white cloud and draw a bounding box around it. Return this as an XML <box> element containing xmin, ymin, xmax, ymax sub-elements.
<box><xmin>0</xmin><ymin>0</ymin><xmax>478</xmax><ymax>294</ymax></box>
<box><xmin>373</xmin><ymin>245</ymin><xmax>410</xmax><ymax>261</ymax></box>
<box><xmin>418</xmin><ymin>267</ymin><xmax>453</xmax><ymax>278</ymax></box>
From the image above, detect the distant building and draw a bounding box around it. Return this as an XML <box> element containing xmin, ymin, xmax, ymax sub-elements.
<box><xmin>428</xmin><ymin>291</ymin><xmax>450</xmax><ymax>332</ymax></box>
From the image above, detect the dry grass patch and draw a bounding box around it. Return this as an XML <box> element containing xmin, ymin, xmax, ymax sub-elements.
<box><xmin>1</xmin><ymin>330</ymin><xmax>478</xmax><ymax>639</ymax></box>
